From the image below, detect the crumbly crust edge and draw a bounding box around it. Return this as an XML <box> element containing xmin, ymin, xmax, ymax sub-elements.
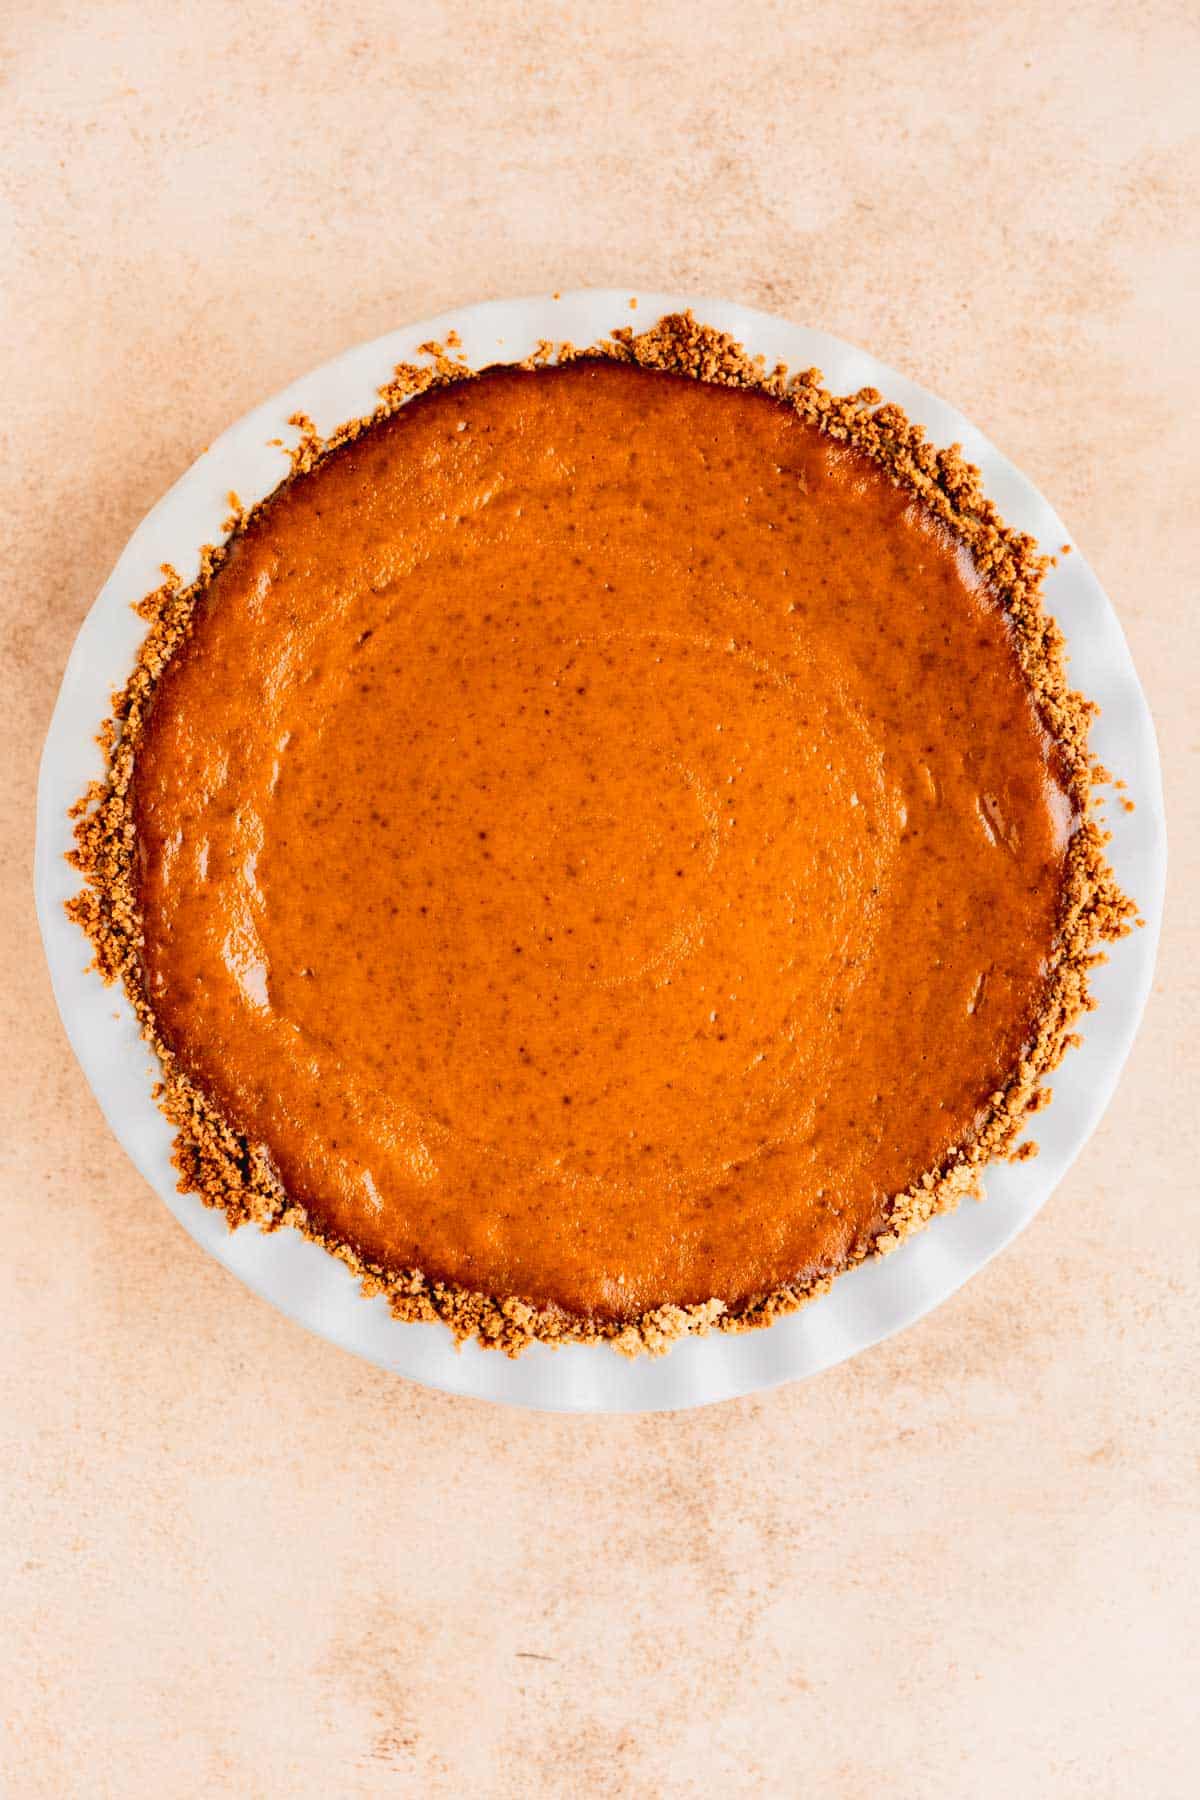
<box><xmin>65</xmin><ymin>311</ymin><xmax>1138</xmax><ymax>1358</ymax></box>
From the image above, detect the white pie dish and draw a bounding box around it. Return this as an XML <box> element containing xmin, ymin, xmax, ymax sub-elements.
<box><xmin>35</xmin><ymin>289</ymin><xmax>1166</xmax><ymax>1412</ymax></box>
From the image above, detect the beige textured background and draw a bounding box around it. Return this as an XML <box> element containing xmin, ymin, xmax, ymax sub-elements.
<box><xmin>3</xmin><ymin>3</ymin><xmax>1197</xmax><ymax>1795</ymax></box>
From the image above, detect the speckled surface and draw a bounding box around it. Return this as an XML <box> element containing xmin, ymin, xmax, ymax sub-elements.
<box><xmin>2</xmin><ymin>3</ymin><xmax>1197</xmax><ymax>1794</ymax></box>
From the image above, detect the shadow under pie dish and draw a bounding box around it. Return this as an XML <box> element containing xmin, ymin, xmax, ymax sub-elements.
<box><xmin>65</xmin><ymin>312</ymin><xmax>1136</xmax><ymax>1357</ymax></box>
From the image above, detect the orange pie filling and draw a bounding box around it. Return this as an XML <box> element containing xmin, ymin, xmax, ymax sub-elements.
<box><xmin>70</xmin><ymin>325</ymin><xmax>1134</xmax><ymax>1350</ymax></box>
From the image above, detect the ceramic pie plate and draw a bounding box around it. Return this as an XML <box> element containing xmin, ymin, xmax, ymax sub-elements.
<box><xmin>35</xmin><ymin>290</ymin><xmax>1167</xmax><ymax>1413</ymax></box>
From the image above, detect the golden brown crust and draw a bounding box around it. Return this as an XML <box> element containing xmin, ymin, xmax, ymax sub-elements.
<box><xmin>66</xmin><ymin>312</ymin><xmax>1136</xmax><ymax>1357</ymax></box>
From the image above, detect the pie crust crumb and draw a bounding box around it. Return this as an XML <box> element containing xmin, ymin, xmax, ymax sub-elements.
<box><xmin>65</xmin><ymin>313</ymin><xmax>1137</xmax><ymax>1357</ymax></box>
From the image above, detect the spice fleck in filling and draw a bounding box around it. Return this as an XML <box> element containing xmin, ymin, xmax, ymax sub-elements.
<box><xmin>68</xmin><ymin>315</ymin><xmax>1135</xmax><ymax>1354</ymax></box>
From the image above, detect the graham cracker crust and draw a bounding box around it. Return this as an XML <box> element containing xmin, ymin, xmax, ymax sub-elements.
<box><xmin>65</xmin><ymin>311</ymin><xmax>1137</xmax><ymax>1357</ymax></box>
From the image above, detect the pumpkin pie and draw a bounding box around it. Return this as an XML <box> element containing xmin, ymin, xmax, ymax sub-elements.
<box><xmin>68</xmin><ymin>313</ymin><xmax>1134</xmax><ymax>1354</ymax></box>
